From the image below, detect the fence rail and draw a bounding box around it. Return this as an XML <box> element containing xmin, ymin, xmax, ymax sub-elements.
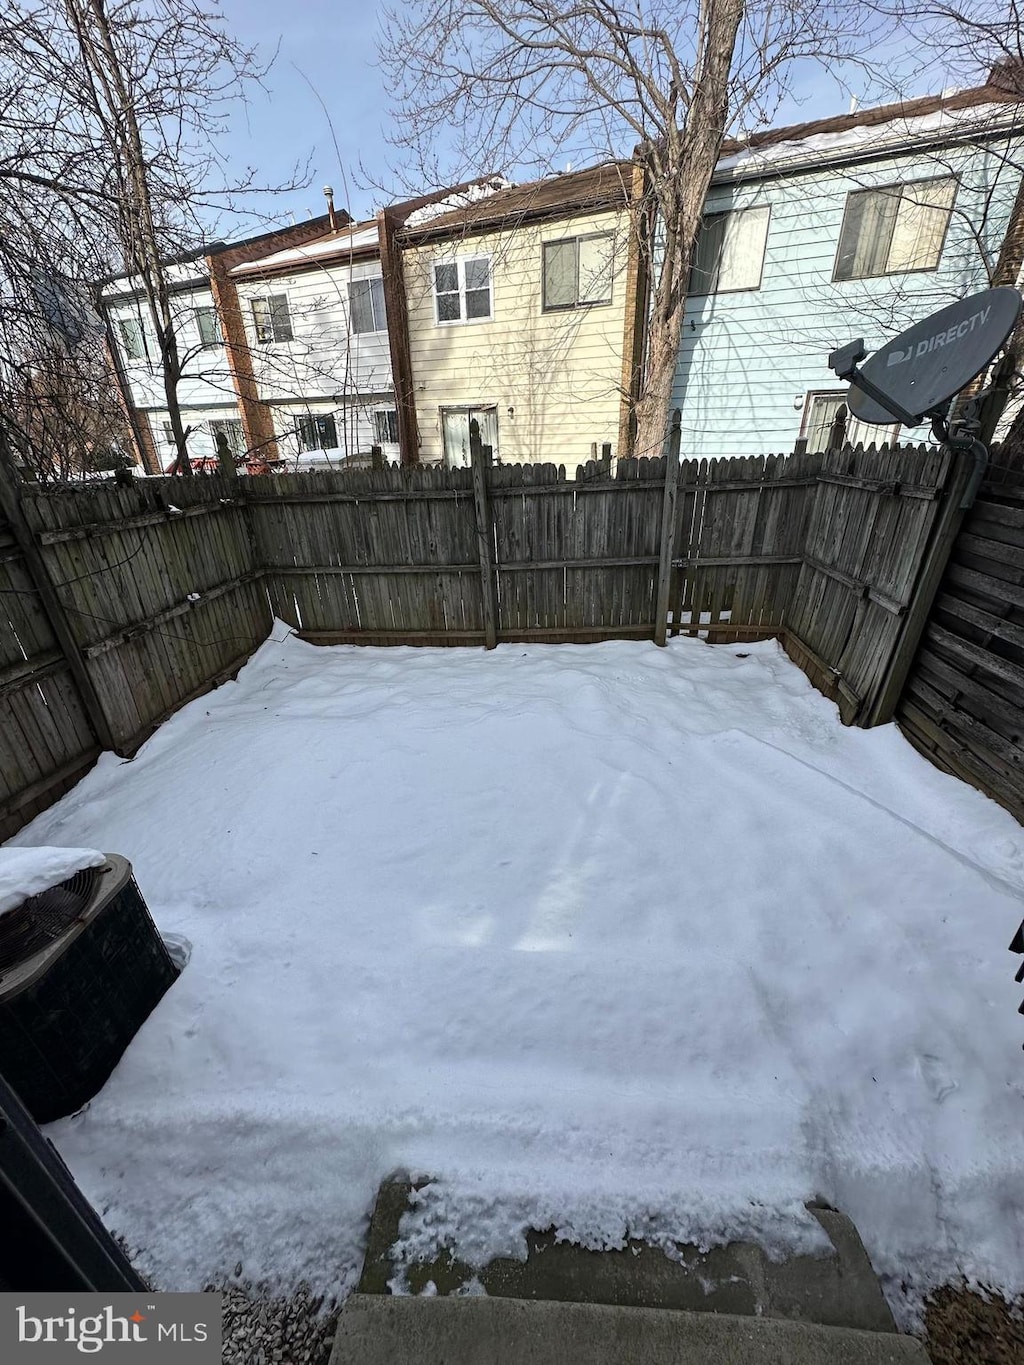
<box><xmin>0</xmin><ymin>430</ymin><xmax>1014</xmax><ymax>842</ymax></box>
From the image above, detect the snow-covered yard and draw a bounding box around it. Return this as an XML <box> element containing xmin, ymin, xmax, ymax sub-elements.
<box><xmin>8</xmin><ymin>623</ymin><xmax>1024</xmax><ymax>1318</ymax></box>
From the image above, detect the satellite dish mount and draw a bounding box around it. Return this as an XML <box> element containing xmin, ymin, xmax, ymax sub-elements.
<box><xmin>826</xmin><ymin>287</ymin><xmax>1023</xmax><ymax>508</ymax></box>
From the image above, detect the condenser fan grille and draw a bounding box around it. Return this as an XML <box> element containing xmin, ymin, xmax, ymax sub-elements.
<box><xmin>0</xmin><ymin>866</ymin><xmax>102</xmax><ymax>976</ymax></box>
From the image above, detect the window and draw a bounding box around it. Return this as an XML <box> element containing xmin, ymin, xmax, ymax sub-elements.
<box><xmin>209</xmin><ymin>418</ymin><xmax>245</xmax><ymax>457</ymax></box>
<box><xmin>297</xmin><ymin>413</ymin><xmax>338</xmax><ymax>452</ymax></box>
<box><xmin>251</xmin><ymin>294</ymin><xmax>293</xmax><ymax>344</ymax></box>
<box><xmin>834</xmin><ymin>178</ymin><xmax>956</xmax><ymax>281</ymax></box>
<box><xmin>433</xmin><ymin>256</ymin><xmax>492</xmax><ymax>323</ymax></box>
<box><xmin>542</xmin><ymin>234</ymin><xmax>615</xmax><ymax>310</ymax></box>
<box><xmin>349</xmin><ymin>277</ymin><xmax>387</xmax><ymax>334</ymax></box>
<box><xmin>161</xmin><ymin>421</ymin><xmax>174</xmax><ymax>444</ymax></box>
<box><xmin>802</xmin><ymin>392</ymin><xmax>898</xmax><ymax>453</ymax></box>
<box><xmin>689</xmin><ymin>205</ymin><xmax>770</xmax><ymax>295</ymax></box>
<box><xmin>118</xmin><ymin>316</ymin><xmax>148</xmax><ymax>361</ymax></box>
<box><xmin>374</xmin><ymin>410</ymin><xmax>399</xmax><ymax>445</ymax></box>
<box><xmin>195</xmin><ymin>306</ymin><xmax>220</xmax><ymax>348</ymax></box>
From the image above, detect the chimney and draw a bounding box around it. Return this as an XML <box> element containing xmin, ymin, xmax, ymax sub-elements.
<box><xmin>324</xmin><ymin>185</ymin><xmax>338</xmax><ymax>232</ymax></box>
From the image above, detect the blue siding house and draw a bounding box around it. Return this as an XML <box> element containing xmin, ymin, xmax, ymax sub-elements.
<box><xmin>672</xmin><ymin>71</ymin><xmax>1024</xmax><ymax>457</ymax></box>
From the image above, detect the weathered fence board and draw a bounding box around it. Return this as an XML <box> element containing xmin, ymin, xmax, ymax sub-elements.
<box><xmin>18</xmin><ymin>475</ymin><xmax>271</xmax><ymax>758</ymax></box>
<box><xmin>0</xmin><ymin>514</ymin><xmax>99</xmax><ymax>842</ymax></box>
<box><xmin>897</xmin><ymin>461</ymin><xmax>1024</xmax><ymax>823</ymax></box>
<box><xmin>784</xmin><ymin>442</ymin><xmax>952</xmax><ymax>723</ymax></box>
<box><xmin>1</xmin><ymin>427</ymin><xmax>996</xmax><ymax>842</ymax></box>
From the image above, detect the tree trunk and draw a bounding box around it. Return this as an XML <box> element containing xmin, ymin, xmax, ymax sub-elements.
<box><xmin>631</xmin><ymin>0</ymin><xmax>744</xmax><ymax>462</ymax></box>
<box><xmin>77</xmin><ymin>0</ymin><xmax>192</xmax><ymax>474</ymax></box>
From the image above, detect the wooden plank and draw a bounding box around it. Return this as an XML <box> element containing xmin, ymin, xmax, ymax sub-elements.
<box><xmin>0</xmin><ymin>748</ymin><xmax>101</xmax><ymax>824</ymax></box>
<box><xmin>37</xmin><ymin>497</ymin><xmax>244</xmax><ymax>544</ymax></box>
<box><xmin>0</xmin><ymin>649</ymin><xmax>65</xmax><ymax>698</ymax></box>
<box><xmin>654</xmin><ymin>412</ymin><xmax>681</xmax><ymax>645</ymax></box>
<box><xmin>864</xmin><ymin>445</ymin><xmax>971</xmax><ymax>727</ymax></box>
<box><xmin>925</xmin><ymin>620</ymin><xmax>1024</xmax><ymax>694</ymax></box>
<box><xmin>945</xmin><ymin>562</ymin><xmax>1024</xmax><ymax>612</ymax></box>
<box><xmin>957</xmin><ymin>530</ymin><xmax>1024</xmax><ymax>569</ymax></box>
<box><xmin>816</xmin><ymin>472</ymin><xmax>941</xmax><ymax>499</ymax></box>
<box><xmin>0</xmin><ymin>436</ymin><xmax>116</xmax><ymax>753</ymax></box>
<box><xmin>934</xmin><ymin>592</ymin><xmax>1024</xmax><ymax>653</ymax></box>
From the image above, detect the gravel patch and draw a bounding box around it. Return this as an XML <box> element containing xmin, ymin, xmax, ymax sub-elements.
<box><xmin>923</xmin><ymin>1283</ymin><xmax>1024</xmax><ymax>1365</ymax></box>
<box><xmin>211</xmin><ymin>1281</ymin><xmax>341</xmax><ymax>1365</ymax></box>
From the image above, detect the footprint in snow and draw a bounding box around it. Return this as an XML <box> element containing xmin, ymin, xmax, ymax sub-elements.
<box><xmin>919</xmin><ymin>1053</ymin><xmax>959</xmax><ymax>1103</ymax></box>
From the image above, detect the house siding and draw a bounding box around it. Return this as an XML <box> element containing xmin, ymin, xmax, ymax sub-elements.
<box><xmin>105</xmin><ymin>284</ymin><xmax>236</xmax><ymax>414</ymax></box>
<box><xmin>402</xmin><ymin>207</ymin><xmax>631</xmax><ymax>465</ymax></box>
<box><xmin>672</xmin><ymin>136</ymin><xmax>1023</xmax><ymax>457</ymax></box>
<box><xmin>232</xmin><ymin>256</ymin><xmax>393</xmax><ymax>407</ymax></box>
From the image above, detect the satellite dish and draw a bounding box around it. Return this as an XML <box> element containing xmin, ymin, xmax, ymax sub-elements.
<box><xmin>834</xmin><ymin>287</ymin><xmax>1021</xmax><ymax>426</ymax></box>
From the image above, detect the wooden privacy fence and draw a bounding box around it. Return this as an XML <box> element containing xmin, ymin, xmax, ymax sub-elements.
<box><xmin>0</xmin><ymin>433</ymin><xmax>271</xmax><ymax>841</ymax></box>
<box><xmin>783</xmin><ymin>441</ymin><xmax>966</xmax><ymax>726</ymax></box>
<box><xmin>0</xmin><ymin>424</ymin><xmax>1000</xmax><ymax>841</ymax></box>
<box><xmin>249</xmin><ymin>443</ymin><xmax>821</xmax><ymax>648</ymax></box>
<box><xmin>898</xmin><ymin>462</ymin><xmax>1024</xmax><ymax>824</ymax></box>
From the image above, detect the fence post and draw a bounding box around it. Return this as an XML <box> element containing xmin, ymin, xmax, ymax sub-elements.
<box><xmin>0</xmin><ymin>433</ymin><xmax>119</xmax><ymax>754</ymax></box>
<box><xmin>862</xmin><ymin>443</ymin><xmax>974</xmax><ymax>727</ymax></box>
<box><xmin>654</xmin><ymin>410</ymin><xmax>682</xmax><ymax>646</ymax></box>
<box><xmin>470</xmin><ymin>419</ymin><xmax>499</xmax><ymax>650</ymax></box>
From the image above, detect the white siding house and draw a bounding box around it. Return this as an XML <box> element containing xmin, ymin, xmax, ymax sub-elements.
<box><xmin>227</xmin><ymin>224</ymin><xmax>400</xmax><ymax>467</ymax></box>
<box><xmin>101</xmin><ymin>256</ymin><xmax>242</xmax><ymax>470</ymax></box>
<box><xmin>671</xmin><ymin>83</ymin><xmax>1024</xmax><ymax>457</ymax></box>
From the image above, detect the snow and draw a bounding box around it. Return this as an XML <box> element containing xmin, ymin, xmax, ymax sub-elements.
<box><xmin>0</xmin><ymin>846</ymin><xmax>105</xmax><ymax>916</ymax></box>
<box><xmin>229</xmin><ymin>225</ymin><xmax>381</xmax><ymax>275</ymax></box>
<box><xmin>716</xmin><ymin>101</ymin><xmax>1018</xmax><ymax>178</ymax></box>
<box><xmin>7</xmin><ymin>625</ymin><xmax>1024</xmax><ymax>1319</ymax></box>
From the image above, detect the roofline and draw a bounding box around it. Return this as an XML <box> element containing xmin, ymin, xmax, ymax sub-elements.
<box><xmin>95</xmin><ymin>243</ymin><xmax>223</xmax><ymax>290</ymax></box>
<box><xmin>384</xmin><ymin>175</ymin><xmax>506</xmax><ymax>229</ymax></box>
<box><xmin>100</xmin><ymin>273</ymin><xmax>212</xmax><ymax>306</ymax></box>
<box><xmin>96</xmin><ymin>212</ymin><xmax>345</xmax><ymax>295</ymax></box>
<box><xmin>231</xmin><ymin>242</ymin><xmax>383</xmax><ymax>283</ymax></box>
<box><xmin>206</xmin><ymin>211</ymin><xmax>341</xmax><ymax>259</ymax></box>
<box><xmin>712</xmin><ymin>101</ymin><xmax>1024</xmax><ymax>189</ymax></box>
<box><xmin>395</xmin><ymin>160</ymin><xmax>634</xmax><ymax>246</ymax></box>
<box><xmin>719</xmin><ymin>81</ymin><xmax>1020</xmax><ymax>159</ymax></box>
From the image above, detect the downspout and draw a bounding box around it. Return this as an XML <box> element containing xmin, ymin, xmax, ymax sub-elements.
<box><xmin>377</xmin><ymin>209</ymin><xmax>419</xmax><ymax>465</ymax></box>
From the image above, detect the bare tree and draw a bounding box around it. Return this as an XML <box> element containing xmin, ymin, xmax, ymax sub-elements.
<box><xmin>0</xmin><ymin>0</ymin><xmax>304</xmax><ymax>476</ymax></box>
<box><xmin>380</xmin><ymin>1</ymin><xmax>873</xmax><ymax>459</ymax></box>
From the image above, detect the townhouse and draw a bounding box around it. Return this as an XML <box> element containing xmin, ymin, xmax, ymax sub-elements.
<box><xmin>99</xmin><ymin>215</ymin><xmax>341</xmax><ymax>473</ymax></box>
<box><xmin>387</xmin><ymin>162</ymin><xmax>640</xmax><ymax>466</ymax></box>
<box><xmin>100</xmin><ymin>66</ymin><xmax>1024</xmax><ymax>474</ymax></box>
<box><xmin>671</xmin><ymin>68</ymin><xmax>1024</xmax><ymax>457</ymax></box>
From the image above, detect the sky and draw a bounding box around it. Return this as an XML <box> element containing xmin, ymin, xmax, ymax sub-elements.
<box><xmin>209</xmin><ymin>0</ymin><xmax>981</xmax><ymax>239</ymax></box>
<box><xmin>214</xmin><ymin>0</ymin><xmax>399</xmax><ymax>231</ymax></box>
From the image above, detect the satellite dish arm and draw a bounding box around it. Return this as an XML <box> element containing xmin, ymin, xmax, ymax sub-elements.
<box><xmin>934</xmin><ymin>397</ymin><xmax>990</xmax><ymax>511</ymax></box>
<box><xmin>828</xmin><ymin>338</ymin><xmax>922</xmax><ymax>427</ymax></box>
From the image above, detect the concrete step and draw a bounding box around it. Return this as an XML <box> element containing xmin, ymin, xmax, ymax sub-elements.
<box><xmin>329</xmin><ymin>1295</ymin><xmax>932</xmax><ymax>1365</ymax></box>
<box><xmin>359</xmin><ymin>1180</ymin><xmax>896</xmax><ymax>1334</ymax></box>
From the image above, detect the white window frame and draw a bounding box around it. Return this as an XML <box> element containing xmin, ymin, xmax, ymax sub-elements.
<box><xmin>800</xmin><ymin>390</ymin><xmax>899</xmax><ymax>453</ymax></box>
<box><xmin>118</xmin><ymin>315</ymin><xmax>149</xmax><ymax>362</ymax></box>
<box><xmin>433</xmin><ymin>255</ymin><xmax>493</xmax><ymax>325</ymax></box>
<box><xmin>832</xmin><ymin>177</ymin><xmax>957</xmax><ymax>282</ymax></box>
<box><xmin>373</xmin><ymin>409</ymin><xmax>399</xmax><ymax>445</ymax></box>
<box><xmin>348</xmin><ymin>277</ymin><xmax>387</xmax><ymax>334</ymax></box>
<box><xmin>251</xmin><ymin>294</ymin><xmax>293</xmax><ymax>345</ymax></box>
<box><xmin>296</xmin><ymin>412</ymin><xmax>338</xmax><ymax>452</ymax></box>
<box><xmin>194</xmin><ymin>306</ymin><xmax>220</xmax><ymax>349</ymax></box>
<box><xmin>208</xmin><ymin>417</ymin><xmax>245</xmax><ymax>457</ymax></box>
<box><xmin>542</xmin><ymin>232</ymin><xmax>615</xmax><ymax>311</ymax></box>
<box><xmin>688</xmin><ymin>205</ymin><xmax>771</xmax><ymax>297</ymax></box>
